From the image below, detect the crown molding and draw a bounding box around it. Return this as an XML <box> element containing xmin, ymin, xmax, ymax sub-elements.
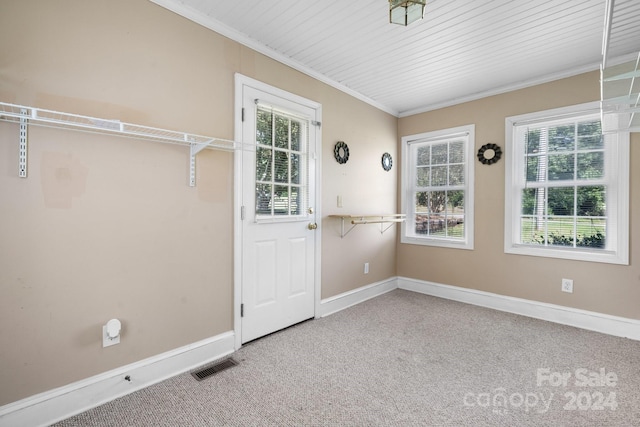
<box><xmin>148</xmin><ymin>0</ymin><xmax>400</xmax><ymax>117</ymax></box>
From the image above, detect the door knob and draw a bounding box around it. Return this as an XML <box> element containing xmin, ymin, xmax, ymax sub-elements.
<box><xmin>308</xmin><ymin>223</ymin><xmax>318</xmax><ymax>230</ymax></box>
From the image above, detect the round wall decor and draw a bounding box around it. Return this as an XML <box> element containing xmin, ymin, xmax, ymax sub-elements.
<box><xmin>334</xmin><ymin>141</ymin><xmax>349</xmax><ymax>164</ymax></box>
<box><xmin>477</xmin><ymin>143</ymin><xmax>502</xmax><ymax>165</ymax></box>
<box><xmin>381</xmin><ymin>152</ymin><xmax>393</xmax><ymax>171</ymax></box>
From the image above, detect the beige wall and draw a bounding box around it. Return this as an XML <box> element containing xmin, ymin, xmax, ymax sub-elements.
<box><xmin>397</xmin><ymin>71</ymin><xmax>640</xmax><ymax>320</ymax></box>
<box><xmin>3</xmin><ymin>0</ymin><xmax>635</xmax><ymax>411</ymax></box>
<box><xmin>321</xmin><ymin>94</ymin><xmax>398</xmax><ymax>298</ymax></box>
<box><xmin>0</xmin><ymin>0</ymin><xmax>397</xmax><ymax>405</ymax></box>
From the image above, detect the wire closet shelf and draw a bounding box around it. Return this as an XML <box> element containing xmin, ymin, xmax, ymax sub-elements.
<box><xmin>0</xmin><ymin>101</ymin><xmax>244</xmax><ymax>186</ymax></box>
<box><xmin>600</xmin><ymin>0</ymin><xmax>640</xmax><ymax>133</ymax></box>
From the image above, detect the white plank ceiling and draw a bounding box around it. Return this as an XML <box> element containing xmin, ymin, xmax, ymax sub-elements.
<box><xmin>152</xmin><ymin>0</ymin><xmax>640</xmax><ymax>117</ymax></box>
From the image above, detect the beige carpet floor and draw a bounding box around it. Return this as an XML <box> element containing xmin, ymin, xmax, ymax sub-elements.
<box><xmin>56</xmin><ymin>289</ymin><xmax>640</xmax><ymax>426</ymax></box>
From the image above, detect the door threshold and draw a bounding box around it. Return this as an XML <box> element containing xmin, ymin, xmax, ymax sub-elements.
<box><xmin>241</xmin><ymin>317</ymin><xmax>314</xmax><ymax>347</ymax></box>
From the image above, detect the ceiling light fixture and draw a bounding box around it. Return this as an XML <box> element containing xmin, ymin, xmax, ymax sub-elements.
<box><xmin>389</xmin><ymin>0</ymin><xmax>426</xmax><ymax>26</ymax></box>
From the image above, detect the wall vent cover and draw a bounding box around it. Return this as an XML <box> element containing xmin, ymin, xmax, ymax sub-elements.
<box><xmin>191</xmin><ymin>358</ymin><xmax>238</xmax><ymax>381</ymax></box>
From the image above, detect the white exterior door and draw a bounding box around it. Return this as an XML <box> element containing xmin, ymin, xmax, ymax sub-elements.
<box><xmin>239</xmin><ymin>82</ymin><xmax>319</xmax><ymax>344</ymax></box>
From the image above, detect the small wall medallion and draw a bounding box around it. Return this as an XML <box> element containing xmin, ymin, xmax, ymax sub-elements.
<box><xmin>334</xmin><ymin>141</ymin><xmax>349</xmax><ymax>164</ymax></box>
<box><xmin>477</xmin><ymin>143</ymin><xmax>502</xmax><ymax>165</ymax></box>
<box><xmin>382</xmin><ymin>152</ymin><xmax>393</xmax><ymax>171</ymax></box>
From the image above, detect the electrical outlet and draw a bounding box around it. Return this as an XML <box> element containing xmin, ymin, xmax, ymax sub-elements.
<box><xmin>103</xmin><ymin>325</ymin><xmax>120</xmax><ymax>347</ymax></box>
<box><xmin>561</xmin><ymin>278</ymin><xmax>573</xmax><ymax>293</ymax></box>
<box><xmin>364</xmin><ymin>262</ymin><xmax>369</xmax><ymax>274</ymax></box>
<box><xmin>337</xmin><ymin>195</ymin><xmax>343</xmax><ymax>208</ymax></box>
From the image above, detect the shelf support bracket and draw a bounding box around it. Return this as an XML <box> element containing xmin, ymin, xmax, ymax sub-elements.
<box><xmin>19</xmin><ymin>108</ymin><xmax>28</xmax><ymax>178</ymax></box>
<box><xmin>329</xmin><ymin>214</ymin><xmax>406</xmax><ymax>238</ymax></box>
<box><xmin>380</xmin><ymin>221</ymin><xmax>397</xmax><ymax>234</ymax></box>
<box><xmin>339</xmin><ymin>217</ymin><xmax>358</xmax><ymax>238</ymax></box>
<box><xmin>189</xmin><ymin>141</ymin><xmax>210</xmax><ymax>187</ymax></box>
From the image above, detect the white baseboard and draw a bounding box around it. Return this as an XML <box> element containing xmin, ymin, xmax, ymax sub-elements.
<box><xmin>4</xmin><ymin>278</ymin><xmax>638</xmax><ymax>427</ymax></box>
<box><xmin>398</xmin><ymin>276</ymin><xmax>640</xmax><ymax>341</ymax></box>
<box><xmin>319</xmin><ymin>276</ymin><xmax>640</xmax><ymax>340</ymax></box>
<box><xmin>0</xmin><ymin>331</ymin><xmax>235</xmax><ymax>427</ymax></box>
<box><xmin>318</xmin><ymin>277</ymin><xmax>398</xmax><ymax>318</ymax></box>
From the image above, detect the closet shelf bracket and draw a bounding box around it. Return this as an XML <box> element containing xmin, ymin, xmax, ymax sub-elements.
<box><xmin>329</xmin><ymin>214</ymin><xmax>406</xmax><ymax>238</ymax></box>
<box><xmin>19</xmin><ymin>108</ymin><xmax>28</xmax><ymax>178</ymax></box>
<box><xmin>189</xmin><ymin>140</ymin><xmax>211</xmax><ymax>187</ymax></box>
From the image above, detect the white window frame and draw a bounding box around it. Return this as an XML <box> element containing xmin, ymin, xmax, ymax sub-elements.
<box><xmin>504</xmin><ymin>101</ymin><xmax>629</xmax><ymax>265</ymax></box>
<box><xmin>401</xmin><ymin>124</ymin><xmax>475</xmax><ymax>250</ymax></box>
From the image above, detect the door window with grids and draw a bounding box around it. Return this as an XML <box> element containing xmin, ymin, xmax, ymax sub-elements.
<box><xmin>401</xmin><ymin>125</ymin><xmax>475</xmax><ymax>249</ymax></box>
<box><xmin>255</xmin><ymin>105</ymin><xmax>308</xmax><ymax>219</ymax></box>
<box><xmin>505</xmin><ymin>102</ymin><xmax>629</xmax><ymax>264</ymax></box>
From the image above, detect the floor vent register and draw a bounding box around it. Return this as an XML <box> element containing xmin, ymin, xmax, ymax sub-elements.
<box><xmin>191</xmin><ymin>358</ymin><xmax>238</xmax><ymax>381</ymax></box>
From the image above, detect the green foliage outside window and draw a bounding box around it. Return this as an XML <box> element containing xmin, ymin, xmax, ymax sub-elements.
<box><xmin>255</xmin><ymin>107</ymin><xmax>304</xmax><ymax>216</ymax></box>
<box><xmin>521</xmin><ymin>119</ymin><xmax>606</xmax><ymax>248</ymax></box>
<box><xmin>414</xmin><ymin>140</ymin><xmax>466</xmax><ymax>238</ymax></box>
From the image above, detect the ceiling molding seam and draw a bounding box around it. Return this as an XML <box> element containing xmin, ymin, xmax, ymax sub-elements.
<box><xmin>148</xmin><ymin>0</ymin><xmax>400</xmax><ymax>117</ymax></box>
<box><xmin>398</xmin><ymin>54</ymin><xmax>638</xmax><ymax>118</ymax></box>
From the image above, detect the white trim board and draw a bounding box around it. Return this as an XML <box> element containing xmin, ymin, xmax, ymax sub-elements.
<box><xmin>149</xmin><ymin>0</ymin><xmax>397</xmax><ymax>116</ymax></box>
<box><xmin>397</xmin><ymin>277</ymin><xmax>640</xmax><ymax>341</ymax></box>
<box><xmin>151</xmin><ymin>0</ymin><xmax>639</xmax><ymax>118</ymax></box>
<box><xmin>318</xmin><ymin>276</ymin><xmax>640</xmax><ymax>340</ymax></box>
<box><xmin>318</xmin><ymin>277</ymin><xmax>398</xmax><ymax>318</ymax></box>
<box><xmin>0</xmin><ymin>331</ymin><xmax>235</xmax><ymax>427</ymax></box>
<box><xmin>4</xmin><ymin>277</ymin><xmax>639</xmax><ymax>426</ymax></box>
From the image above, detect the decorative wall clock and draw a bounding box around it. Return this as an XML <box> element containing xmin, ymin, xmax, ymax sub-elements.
<box><xmin>477</xmin><ymin>143</ymin><xmax>502</xmax><ymax>165</ymax></box>
<box><xmin>381</xmin><ymin>152</ymin><xmax>393</xmax><ymax>171</ymax></box>
<box><xmin>334</xmin><ymin>141</ymin><xmax>349</xmax><ymax>164</ymax></box>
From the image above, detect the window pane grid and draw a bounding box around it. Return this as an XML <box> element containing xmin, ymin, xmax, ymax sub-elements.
<box><xmin>414</xmin><ymin>191</ymin><xmax>465</xmax><ymax>239</ymax></box>
<box><xmin>506</xmin><ymin>104</ymin><xmax>628</xmax><ymax>264</ymax></box>
<box><xmin>255</xmin><ymin>106</ymin><xmax>308</xmax><ymax>218</ymax></box>
<box><xmin>518</xmin><ymin>115</ymin><xmax>608</xmax><ymax>250</ymax></box>
<box><xmin>410</xmin><ymin>137</ymin><xmax>467</xmax><ymax>241</ymax></box>
<box><xmin>519</xmin><ymin>215</ymin><xmax>606</xmax><ymax>248</ymax></box>
<box><xmin>524</xmin><ymin>126</ymin><xmax>605</xmax><ymax>184</ymax></box>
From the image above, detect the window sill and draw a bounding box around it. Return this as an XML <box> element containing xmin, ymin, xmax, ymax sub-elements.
<box><xmin>505</xmin><ymin>244</ymin><xmax>628</xmax><ymax>265</ymax></box>
<box><xmin>401</xmin><ymin>234</ymin><xmax>473</xmax><ymax>250</ymax></box>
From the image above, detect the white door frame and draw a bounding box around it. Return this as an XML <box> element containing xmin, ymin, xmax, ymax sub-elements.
<box><xmin>233</xmin><ymin>73</ymin><xmax>322</xmax><ymax>350</ymax></box>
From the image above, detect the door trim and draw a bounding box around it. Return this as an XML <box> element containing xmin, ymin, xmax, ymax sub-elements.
<box><xmin>233</xmin><ymin>73</ymin><xmax>322</xmax><ymax>350</ymax></box>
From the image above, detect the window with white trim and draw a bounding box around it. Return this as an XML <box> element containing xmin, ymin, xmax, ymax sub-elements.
<box><xmin>505</xmin><ymin>102</ymin><xmax>629</xmax><ymax>264</ymax></box>
<box><xmin>401</xmin><ymin>125</ymin><xmax>475</xmax><ymax>249</ymax></box>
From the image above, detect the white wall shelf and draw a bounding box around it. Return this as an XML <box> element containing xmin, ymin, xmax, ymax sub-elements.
<box><xmin>601</xmin><ymin>54</ymin><xmax>640</xmax><ymax>133</ymax></box>
<box><xmin>0</xmin><ymin>101</ymin><xmax>242</xmax><ymax>186</ymax></box>
<box><xmin>600</xmin><ymin>0</ymin><xmax>640</xmax><ymax>133</ymax></box>
<box><xmin>329</xmin><ymin>214</ymin><xmax>406</xmax><ymax>238</ymax></box>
